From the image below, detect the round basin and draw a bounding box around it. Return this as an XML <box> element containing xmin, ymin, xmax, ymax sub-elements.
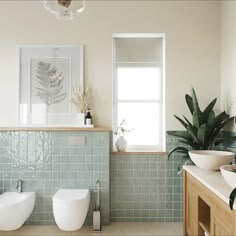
<box><xmin>189</xmin><ymin>150</ymin><xmax>235</xmax><ymax>171</ymax></box>
<box><xmin>220</xmin><ymin>164</ymin><xmax>236</xmax><ymax>188</ymax></box>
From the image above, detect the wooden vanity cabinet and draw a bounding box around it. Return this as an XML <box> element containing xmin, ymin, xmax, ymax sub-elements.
<box><xmin>184</xmin><ymin>170</ymin><xmax>236</xmax><ymax>236</ymax></box>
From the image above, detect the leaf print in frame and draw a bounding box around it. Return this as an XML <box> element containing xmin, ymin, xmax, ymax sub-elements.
<box><xmin>18</xmin><ymin>45</ymin><xmax>83</xmax><ymax>126</ymax></box>
<box><xmin>30</xmin><ymin>57</ymin><xmax>71</xmax><ymax>115</ymax></box>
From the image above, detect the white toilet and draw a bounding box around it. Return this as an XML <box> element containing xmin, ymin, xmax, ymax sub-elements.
<box><xmin>53</xmin><ymin>189</ymin><xmax>90</xmax><ymax>231</ymax></box>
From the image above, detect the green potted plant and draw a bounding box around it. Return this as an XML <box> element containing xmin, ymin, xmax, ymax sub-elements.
<box><xmin>168</xmin><ymin>87</ymin><xmax>235</xmax><ymax>171</ymax></box>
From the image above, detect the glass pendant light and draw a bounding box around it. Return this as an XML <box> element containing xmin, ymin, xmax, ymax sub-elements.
<box><xmin>43</xmin><ymin>0</ymin><xmax>86</xmax><ymax>21</ymax></box>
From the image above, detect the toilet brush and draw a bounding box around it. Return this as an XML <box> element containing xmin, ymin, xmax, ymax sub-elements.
<box><xmin>93</xmin><ymin>180</ymin><xmax>102</xmax><ymax>231</ymax></box>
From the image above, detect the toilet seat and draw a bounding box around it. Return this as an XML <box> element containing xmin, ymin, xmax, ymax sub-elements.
<box><xmin>53</xmin><ymin>189</ymin><xmax>89</xmax><ymax>204</ymax></box>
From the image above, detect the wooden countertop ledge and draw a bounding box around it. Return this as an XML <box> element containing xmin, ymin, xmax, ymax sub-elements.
<box><xmin>0</xmin><ymin>126</ymin><xmax>112</xmax><ymax>132</ymax></box>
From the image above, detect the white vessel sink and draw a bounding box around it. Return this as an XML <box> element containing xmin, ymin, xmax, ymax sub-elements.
<box><xmin>220</xmin><ymin>164</ymin><xmax>236</xmax><ymax>188</ymax></box>
<box><xmin>189</xmin><ymin>150</ymin><xmax>235</xmax><ymax>171</ymax></box>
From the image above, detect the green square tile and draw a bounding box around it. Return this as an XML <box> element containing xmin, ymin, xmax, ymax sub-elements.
<box><xmin>86</xmin><ymin>138</ymin><xmax>93</xmax><ymax>146</ymax></box>
<box><xmin>52</xmin><ymin>148</ymin><xmax>60</xmax><ymax>155</ymax></box>
<box><xmin>93</xmin><ymin>155</ymin><xmax>100</xmax><ymax>163</ymax></box>
<box><xmin>85</xmin><ymin>155</ymin><xmax>93</xmax><ymax>163</ymax></box>
<box><xmin>60</xmin><ymin>148</ymin><xmax>68</xmax><ymax>156</ymax></box>
<box><xmin>93</xmin><ymin>147</ymin><xmax>101</xmax><ymax>156</ymax></box>
<box><xmin>101</xmin><ymin>148</ymin><xmax>109</xmax><ymax>155</ymax></box>
<box><xmin>93</xmin><ymin>164</ymin><xmax>100</xmax><ymax>171</ymax></box>
<box><xmin>52</xmin><ymin>172</ymin><xmax>60</xmax><ymax>179</ymax></box>
<box><xmin>52</xmin><ymin>164</ymin><xmax>60</xmax><ymax>171</ymax></box>
<box><xmin>85</xmin><ymin>164</ymin><xmax>93</xmax><ymax>171</ymax></box>
<box><xmin>68</xmin><ymin>172</ymin><xmax>77</xmax><ymax>179</ymax></box>
<box><xmin>60</xmin><ymin>164</ymin><xmax>67</xmax><ymax>171</ymax></box>
<box><xmin>52</xmin><ymin>180</ymin><xmax>60</xmax><ymax>187</ymax></box>
<box><xmin>77</xmin><ymin>156</ymin><xmax>85</xmax><ymax>163</ymax></box>
<box><xmin>85</xmin><ymin>148</ymin><xmax>93</xmax><ymax>155</ymax></box>
<box><xmin>60</xmin><ymin>172</ymin><xmax>68</xmax><ymax>179</ymax></box>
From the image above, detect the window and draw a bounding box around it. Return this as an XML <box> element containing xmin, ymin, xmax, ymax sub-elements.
<box><xmin>113</xmin><ymin>34</ymin><xmax>165</xmax><ymax>151</ymax></box>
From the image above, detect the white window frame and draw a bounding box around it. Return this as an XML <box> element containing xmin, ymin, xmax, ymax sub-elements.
<box><xmin>112</xmin><ymin>33</ymin><xmax>166</xmax><ymax>151</ymax></box>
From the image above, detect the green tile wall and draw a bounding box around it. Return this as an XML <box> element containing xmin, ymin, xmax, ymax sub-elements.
<box><xmin>0</xmin><ymin>130</ymin><xmax>186</xmax><ymax>225</ymax></box>
<box><xmin>0</xmin><ymin>131</ymin><xmax>110</xmax><ymax>225</ymax></box>
<box><xmin>110</xmin><ymin>133</ymin><xmax>183</xmax><ymax>223</ymax></box>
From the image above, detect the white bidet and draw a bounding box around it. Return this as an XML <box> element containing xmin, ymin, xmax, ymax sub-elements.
<box><xmin>0</xmin><ymin>192</ymin><xmax>35</xmax><ymax>231</ymax></box>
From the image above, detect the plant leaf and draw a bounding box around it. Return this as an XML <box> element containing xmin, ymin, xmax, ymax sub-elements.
<box><xmin>214</xmin><ymin>135</ymin><xmax>236</xmax><ymax>146</ymax></box>
<box><xmin>197</xmin><ymin>124</ymin><xmax>208</xmax><ymax>149</ymax></box>
<box><xmin>183</xmin><ymin>116</ymin><xmax>193</xmax><ymax>126</ymax></box>
<box><xmin>174</xmin><ymin>115</ymin><xmax>188</xmax><ymax>129</ymax></box>
<box><xmin>179</xmin><ymin>140</ymin><xmax>200</xmax><ymax>150</ymax></box>
<box><xmin>168</xmin><ymin>147</ymin><xmax>189</xmax><ymax>160</ymax></box>
<box><xmin>185</xmin><ymin>94</ymin><xmax>194</xmax><ymax>114</ymax></box>
<box><xmin>187</xmin><ymin>127</ymin><xmax>199</xmax><ymax>143</ymax></box>
<box><xmin>202</xmin><ymin>98</ymin><xmax>217</xmax><ymax>122</ymax></box>
<box><xmin>167</xmin><ymin>131</ymin><xmax>190</xmax><ymax>140</ymax></box>
<box><xmin>191</xmin><ymin>87</ymin><xmax>203</xmax><ymax>127</ymax></box>
<box><xmin>229</xmin><ymin>188</ymin><xmax>236</xmax><ymax>210</ymax></box>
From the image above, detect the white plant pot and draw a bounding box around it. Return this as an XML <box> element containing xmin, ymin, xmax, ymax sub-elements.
<box><xmin>76</xmin><ymin>113</ymin><xmax>85</xmax><ymax>126</ymax></box>
<box><xmin>115</xmin><ymin>136</ymin><xmax>128</xmax><ymax>152</ymax></box>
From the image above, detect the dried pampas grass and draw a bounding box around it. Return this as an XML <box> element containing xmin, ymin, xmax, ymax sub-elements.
<box><xmin>71</xmin><ymin>81</ymin><xmax>90</xmax><ymax>113</ymax></box>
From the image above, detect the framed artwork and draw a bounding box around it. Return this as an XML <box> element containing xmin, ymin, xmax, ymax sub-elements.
<box><xmin>17</xmin><ymin>45</ymin><xmax>83</xmax><ymax>126</ymax></box>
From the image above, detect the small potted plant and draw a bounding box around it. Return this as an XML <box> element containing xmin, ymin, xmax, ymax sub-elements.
<box><xmin>71</xmin><ymin>81</ymin><xmax>90</xmax><ymax>125</ymax></box>
<box><xmin>114</xmin><ymin>119</ymin><xmax>132</xmax><ymax>152</ymax></box>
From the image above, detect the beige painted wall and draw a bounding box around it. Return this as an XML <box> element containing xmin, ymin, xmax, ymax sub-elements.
<box><xmin>0</xmin><ymin>1</ymin><xmax>220</xmax><ymax>129</ymax></box>
<box><xmin>221</xmin><ymin>1</ymin><xmax>236</xmax><ymax>131</ymax></box>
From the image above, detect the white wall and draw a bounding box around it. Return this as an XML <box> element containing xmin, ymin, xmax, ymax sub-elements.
<box><xmin>0</xmin><ymin>1</ymin><xmax>220</xmax><ymax>129</ymax></box>
<box><xmin>221</xmin><ymin>1</ymin><xmax>236</xmax><ymax>131</ymax></box>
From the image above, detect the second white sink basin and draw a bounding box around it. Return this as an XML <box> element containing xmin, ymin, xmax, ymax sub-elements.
<box><xmin>220</xmin><ymin>164</ymin><xmax>236</xmax><ymax>188</ymax></box>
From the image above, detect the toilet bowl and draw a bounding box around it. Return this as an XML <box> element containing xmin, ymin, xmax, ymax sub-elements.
<box><xmin>53</xmin><ymin>189</ymin><xmax>90</xmax><ymax>231</ymax></box>
<box><xmin>0</xmin><ymin>192</ymin><xmax>35</xmax><ymax>231</ymax></box>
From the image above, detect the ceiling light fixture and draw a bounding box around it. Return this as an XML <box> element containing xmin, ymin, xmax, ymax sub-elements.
<box><xmin>43</xmin><ymin>0</ymin><xmax>86</xmax><ymax>21</ymax></box>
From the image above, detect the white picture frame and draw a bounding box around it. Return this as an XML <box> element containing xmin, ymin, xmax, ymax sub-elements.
<box><xmin>17</xmin><ymin>45</ymin><xmax>84</xmax><ymax>126</ymax></box>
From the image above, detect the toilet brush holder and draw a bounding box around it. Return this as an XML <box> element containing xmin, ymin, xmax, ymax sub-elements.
<box><xmin>93</xmin><ymin>209</ymin><xmax>101</xmax><ymax>231</ymax></box>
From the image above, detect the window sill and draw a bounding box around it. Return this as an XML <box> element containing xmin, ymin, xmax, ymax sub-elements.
<box><xmin>111</xmin><ymin>151</ymin><xmax>167</xmax><ymax>155</ymax></box>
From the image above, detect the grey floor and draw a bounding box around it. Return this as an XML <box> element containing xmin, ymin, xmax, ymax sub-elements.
<box><xmin>0</xmin><ymin>223</ymin><xmax>183</xmax><ymax>236</ymax></box>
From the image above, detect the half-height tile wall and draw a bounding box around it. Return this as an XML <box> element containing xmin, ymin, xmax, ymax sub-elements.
<box><xmin>110</xmin><ymin>134</ymin><xmax>183</xmax><ymax>223</ymax></box>
<box><xmin>0</xmin><ymin>131</ymin><xmax>110</xmax><ymax>225</ymax></box>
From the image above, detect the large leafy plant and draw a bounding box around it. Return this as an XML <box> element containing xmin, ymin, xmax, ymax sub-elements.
<box><xmin>168</xmin><ymin>87</ymin><xmax>235</xmax><ymax>161</ymax></box>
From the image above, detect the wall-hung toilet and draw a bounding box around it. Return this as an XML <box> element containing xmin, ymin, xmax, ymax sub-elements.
<box><xmin>53</xmin><ymin>189</ymin><xmax>90</xmax><ymax>231</ymax></box>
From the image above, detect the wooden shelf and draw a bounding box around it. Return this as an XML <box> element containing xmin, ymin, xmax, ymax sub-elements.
<box><xmin>0</xmin><ymin>126</ymin><xmax>112</xmax><ymax>132</ymax></box>
<box><xmin>115</xmin><ymin>61</ymin><xmax>161</xmax><ymax>64</ymax></box>
<box><xmin>112</xmin><ymin>151</ymin><xmax>167</xmax><ymax>155</ymax></box>
<box><xmin>199</xmin><ymin>221</ymin><xmax>210</xmax><ymax>235</ymax></box>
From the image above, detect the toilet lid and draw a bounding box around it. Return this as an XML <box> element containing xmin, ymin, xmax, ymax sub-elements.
<box><xmin>53</xmin><ymin>189</ymin><xmax>89</xmax><ymax>203</ymax></box>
